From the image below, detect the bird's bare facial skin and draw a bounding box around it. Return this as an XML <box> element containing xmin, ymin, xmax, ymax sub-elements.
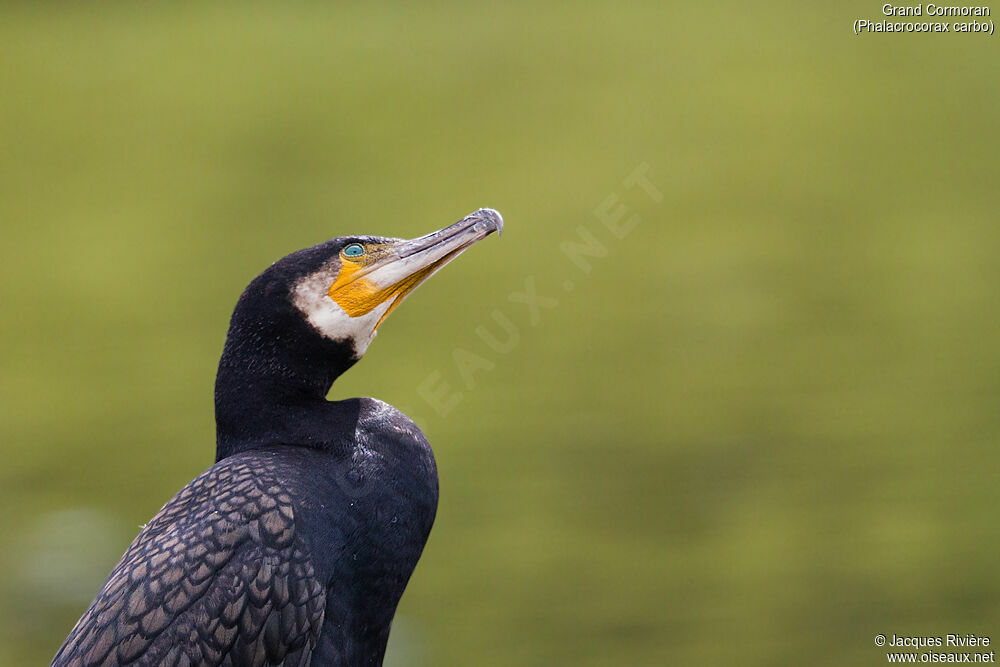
<box><xmin>328</xmin><ymin>241</ymin><xmax>464</xmax><ymax>331</ymax></box>
<box><xmin>327</xmin><ymin>242</ymin><xmax>404</xmax><ymax>318</ymax></box>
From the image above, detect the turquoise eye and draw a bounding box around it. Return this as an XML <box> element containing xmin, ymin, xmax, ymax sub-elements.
<box><xmin>343</xmin><ymin>243</ymin><xmax>365</xmax><ymax>257</ymax></box>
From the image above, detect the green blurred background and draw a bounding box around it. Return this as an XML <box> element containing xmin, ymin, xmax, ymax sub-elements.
<box><xmin>2</xmin><ymin>2</ymin><xmax>998</xmax><ymax>665</ymax></box>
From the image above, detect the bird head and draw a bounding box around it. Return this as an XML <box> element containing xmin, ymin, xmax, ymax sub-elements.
<box><xmin>214</xmin><ymin>207</ymin><xmax>501</xmax><ymax>455</ymax></box>
<box><xmin>286</xmin><ymin>207</ymin><xmax>503</xmax><ymax>360</ymax></box>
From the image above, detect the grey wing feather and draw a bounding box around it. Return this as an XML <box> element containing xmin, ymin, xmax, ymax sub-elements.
<box><xmin>53</xmin><ymin>454</ymin><xmax>327</xmax><ymax>667</ymax></box>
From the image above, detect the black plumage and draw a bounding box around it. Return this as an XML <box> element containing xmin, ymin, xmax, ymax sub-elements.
<box><xmin>53</xmin><ymin>209</ymin><xmax>502</xmax><ymax>666</ymax></box>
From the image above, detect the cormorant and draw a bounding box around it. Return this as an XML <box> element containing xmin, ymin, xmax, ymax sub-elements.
<box><xmin>53</xmin><ymin>208</ymin><xmax>504</xmax><ymax>667</ymax></box>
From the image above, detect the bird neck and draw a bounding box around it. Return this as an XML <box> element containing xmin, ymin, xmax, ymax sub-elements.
<box><xmin>213</xmin><ymin>304</ymin><xmax>359</xmax><ymax>461</ymax></box>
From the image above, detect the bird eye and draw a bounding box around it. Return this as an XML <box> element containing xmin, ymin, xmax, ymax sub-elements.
<box><xmin>343</xmin><ymin>243</ymin><xmax>365</xmax><ymax>258</ymax></box>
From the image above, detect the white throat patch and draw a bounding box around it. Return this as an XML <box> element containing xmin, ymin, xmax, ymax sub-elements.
<box><xmin>291</xmin><ymin>267</ymin><xmax>392</xmax><ymax>358</ymax></box>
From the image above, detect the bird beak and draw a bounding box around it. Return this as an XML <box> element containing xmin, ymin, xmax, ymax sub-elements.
<box><xmin>328</xmin><ymin>208</ymin><xmax>503</xmax><ymax>329</ymax></box>
<box><xmin>395</xmin><ymin>207</ymin><xmax>503</xmax><ymax>260</ymax></box>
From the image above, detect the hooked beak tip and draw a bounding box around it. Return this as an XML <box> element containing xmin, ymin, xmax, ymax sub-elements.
<box><xmin>470</xmin><ymin>207</ymin><xmax>503</xmax><ymax>237</ymax></box>
<box><xmin>465</xmin><ymin>208</ymin><xmax>503</xmax><ymax>236</ymax></box>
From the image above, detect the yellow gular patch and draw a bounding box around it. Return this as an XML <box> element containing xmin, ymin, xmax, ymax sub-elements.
<box><xmin>327</xmin><ymin>261</ymin><xmax>380</xmax><ymax>317</ymax></box>
<box><xmin>328</xmin><ymin>252</ymin><xmax>459</xmax><ymax>325</ymax></box>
